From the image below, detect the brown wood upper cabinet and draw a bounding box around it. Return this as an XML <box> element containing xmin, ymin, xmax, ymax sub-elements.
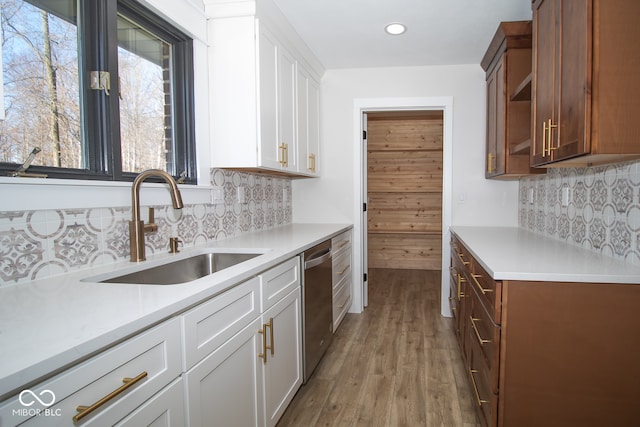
<box><xmin>531</xmin><ymin>0</ymin><xmax>640</xmax><ymax>167</ymax></box>
<box><xmin>481</xmin><ymin>21</ymin><xmax>543</xmax><ymax>179</ymax></box>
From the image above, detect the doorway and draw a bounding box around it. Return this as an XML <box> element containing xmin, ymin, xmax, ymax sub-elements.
<box><xmin>352</xmin><ymin>97</ymin><xmax>453</xmax><ymax>316</ymax></box>
<box><xmin>365</xmin><ymin>110</ymin><xmax>443</xmax><ymax>272</ymax></box>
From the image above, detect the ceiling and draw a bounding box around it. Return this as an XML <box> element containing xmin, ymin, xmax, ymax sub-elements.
<box><xmin>271</xmin><ymin>0</ymin><xmax>532</xmax><ymax>69</ymax></box>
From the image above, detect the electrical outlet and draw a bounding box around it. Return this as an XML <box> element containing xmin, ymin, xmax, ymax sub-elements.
<box><xmin>561</xmin><ymin>186</ymin><xmax>570</xmax><ymax>207</ymax></box>
<box><xmin>237</xmin><ymin>186</ymin><xmax>246</xmax><ymax>204</ymax></box>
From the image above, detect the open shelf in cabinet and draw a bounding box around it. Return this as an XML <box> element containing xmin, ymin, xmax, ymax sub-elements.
<box><xmin>510</xmin><ymin>72</ymin><xmax>532</xmax><ymax>102</ymax></box>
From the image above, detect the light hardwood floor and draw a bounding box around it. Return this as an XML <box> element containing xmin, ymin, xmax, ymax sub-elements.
<box><xmin>277</xmin><ymin>268</ymin><xmax>481</xmax><ymax>427</ymax></box>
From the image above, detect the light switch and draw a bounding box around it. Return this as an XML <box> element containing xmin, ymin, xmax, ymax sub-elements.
<box><xmin>211</xmin><ymin>186</ymin><xmax>224</xmax><ymax>205</ymax></box>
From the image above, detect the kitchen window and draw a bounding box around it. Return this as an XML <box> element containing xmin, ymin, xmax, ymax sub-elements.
<box><xmin>0</xmin><ymin>0</ymin><xmax>196</xmax><ymax>183</ymax></box>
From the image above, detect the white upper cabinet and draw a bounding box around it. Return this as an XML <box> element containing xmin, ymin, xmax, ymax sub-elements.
<box><xmin>296</xmin><ymin>65</ymin><xmax>320</xmax><ymax>176</ymax></box>
<box><xmin>205</xmin><ymin>0</ymin><xmax>324</xmax><ymax>177</ymax></box>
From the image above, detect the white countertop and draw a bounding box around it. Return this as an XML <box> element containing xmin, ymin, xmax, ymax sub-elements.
<box><xmin>451</xmin><ymin>226</ymin><xmax>640</xmax><ymax>284</ymax></box>
<box><xmin>0</xmin><ymin>223</ymin><xmax>351</xmax><ymax>400</ymax></box>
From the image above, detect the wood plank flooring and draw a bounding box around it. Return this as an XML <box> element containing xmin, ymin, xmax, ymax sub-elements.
<box><xmin>278</xmin><ymin>268</ymin><xmax>481</xmax><ymax>427</ymax></box>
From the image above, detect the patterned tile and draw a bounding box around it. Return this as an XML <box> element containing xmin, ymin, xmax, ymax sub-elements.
<box><xmin>520</xmin><ymin>160</ymin><xmax>640</xmax><ymax>266</ymax></box>
<box><xmin>0</xmin><ymin>169</ymin><xmax>293</xmax><ymax>287</ymax></box>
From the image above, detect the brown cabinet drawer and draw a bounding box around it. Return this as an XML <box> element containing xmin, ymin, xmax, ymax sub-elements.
<box><xmin>451</xmin><ymin>238</ymin><xmax>472</xmax><ymax>270</ymax></box>
<box><xmin>469</xmin><ymin>285</ymin><xmax>500</xmax><ymax>395</ymax></box>
<box><xmin>469</xmin><ymin>328</ymin><xmax>498</xmax><ymax>427</ymax></box>
<box><xmin>469</xmin><ymin>261</ymin><xmax>501</xmax><ymax>324</ymax></box>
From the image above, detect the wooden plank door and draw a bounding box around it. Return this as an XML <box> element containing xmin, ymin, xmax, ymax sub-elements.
<box><xmin>366</xmin><ymin>111</ymin><xmax>443</xmax><ymax>270</ymax></box>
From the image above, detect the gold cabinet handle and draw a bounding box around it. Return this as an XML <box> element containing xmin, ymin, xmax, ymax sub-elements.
<box><xmin>308</xmin><ymin>153</ymin><xmax>316</xmax><ymax>172</ymax></box>
<box><xmin>457</xmin><ymin>252</ymin><xmax>470</xmax><ymax>266</ymax></box>
<box><xmin>338</xmin><ymin>266</ymin><xmax>349</xmax><ymax>275</ymax></box>
<box><xmin>266</xmin><ymin>317</ymin><xmax>274</xmax><ymax>356</ymax></box>
<box><xmin>279</xmin><ymin>143</ymin><xmax>289</xmax><ymax>167</ymax></box>
<box><xmin>283</xmin><ymin>143</ymin><xmax>289</xmax><ymax>167</ymax></box>
<box><xmin>258</xmin><ymin>324</ymin><xmax>268</xmax><ymax>364</ymax></box>
<box><xmin>470</xmin><ymin>316</ymin><xmax>491</xmax><ymax>345</ymax></box>
<box><xmin>73</xmin><ymin>371</ymin><xmax>148</xmax><ymax>423</ymax></box>
<box><xmin>487</xmin><ymin>153</ymin><xmax>496</xmax><ymax>173</ymax></box>
<box><xmin>471</xmin><ymin>274</ymin><xmax>492</xmax><ymax>295</ymax></box>
<box><xmin>469</xmin><ymin>369</ymin><xmax>488</xmax><ymax>406</ymax></box>
<box><xmin>456</xmin><ymin>273</ymin><xmax>467</xmax><ymax>300</ymax></box>
<box><xmin>541</xmin><ymin>120</ymin><xmax>548</xmax><ymax>156</ymax></box>
<box><xmin>547</xmin><ymin>119</ymin><xmax>558</xmax><ymax>155</ymax></box>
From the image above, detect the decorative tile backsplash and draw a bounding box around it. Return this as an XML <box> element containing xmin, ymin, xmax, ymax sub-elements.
<box><xmin>0</xmin><ymin>169</ymin><xmax>292</xmax><ymax>286</ymax></box>
<box><xmin>519</xmin><ymin>160</ymin><xmax>640</xmax><ymax>266</ymax></box>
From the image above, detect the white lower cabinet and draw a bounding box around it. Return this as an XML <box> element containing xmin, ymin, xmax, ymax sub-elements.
<box><xmin>114</xmin><ymin>378</ymin><xmax>185</xmax><ymax>427</ymax></box>
<box><xmin>0</xmin><ymin>258</ymin><xmax>302</xmax><ymax>427</ymax></box>
<box><xmin>185</xmin><ymin>317</ymin><xmax>264</xmax><ymax>427</ymax></box>
<box><xmin>261</xmin><ymin>287</ymin><xmax>302</xmax><ymax>427</ymax></box>
<box><xmin>0</xmin><ymin>318</ymin><xmax>182</xmax><ymax>427</ymax></box>
<box><xmin>331</xmin><ymin>230</ymin><xmax>352</xmax><ymax>330</ymax></box>
<box><xmin>184</xmin><ymin>257</ymin><xmax>302</xmax><ymax>427</ymax></box>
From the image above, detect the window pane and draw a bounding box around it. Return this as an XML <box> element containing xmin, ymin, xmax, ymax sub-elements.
<box><xmin>117</xmin><ymin>14</ymin><xmax>173</xmax><ymax>174</ymax></box>
<box><xmin>0</xmin><ymin>0</ymin><xmax>82</xmax><ymax>168</ymax></box>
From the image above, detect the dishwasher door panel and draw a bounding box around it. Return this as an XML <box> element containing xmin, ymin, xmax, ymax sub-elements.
<box><xmin>302</xmin><ymin>240</ymin><xmax>333</xmax><ymax>383</ymax></box>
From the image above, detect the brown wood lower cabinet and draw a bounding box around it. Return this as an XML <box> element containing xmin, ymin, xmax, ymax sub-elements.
<box><xmin>450</xmin><ymin>236</ymin><xmax>640</xmax><ymax>427</ymax></box>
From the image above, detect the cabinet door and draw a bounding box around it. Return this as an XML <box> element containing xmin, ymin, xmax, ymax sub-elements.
<box><xmin>307</xmin><ymin>77</ymin><xmax>320</xmax><ymax>175</ymax></box>
<box><xmin>115</xmin><ymin>378</ymin><xmax>185</xmax><ymax>427</ymax></box>
<box><xmin>258</xmin><ymin>26</ymin><xmax>281</xmax><ymax>170</ymax></box>
<box><xmin>485</xmin><ymin>56</ymin><xmax>505</xmax><ymax>177</ymax></box>
<box><xmin>262</xmin><ymin>289</ymin><xmax>302</xmax><ymax>427</ymax></box>
<box><xmin>278</xmin><ymin>46</ymin><xmax>297</xmax><ymax>172</ymax></box>
<box><xmin>532</xmin><ymin>0</ymin><xmax>557</xmax><ymax>166</ymax></box>
<box><xmin>296</xmin><ymin>66</ymin><xmax>310</xmax><ymax>174</ymax></box>
<box><xmin>185</xmin><ymin>318</ymin><xmax>264</xmax><ymax>427</ymax></box>
<box><xmin>296</xmin><ymin>66</ymin><xmax>320</xmax><ymax>176</ymax></box>
<box><xmin>554</xmin><ymin>0</ymin><xmax>590</xmax><ymax>161</ymax></box>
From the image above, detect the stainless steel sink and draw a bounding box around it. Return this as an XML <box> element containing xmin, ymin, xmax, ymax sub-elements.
<box><xmin>96</xmin><ymin>252</ymin><xmax>261</xmax><ymax>285</ymax></box>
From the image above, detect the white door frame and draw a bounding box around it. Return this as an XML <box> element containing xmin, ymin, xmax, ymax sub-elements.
<box><xmin>351</xmin><ymin>97</ymin><xmax>454</xmax><ymax>317</ymax></box>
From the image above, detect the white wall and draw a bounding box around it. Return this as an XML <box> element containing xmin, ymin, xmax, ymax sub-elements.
<box><xmin>292</xmin><ymin>64</ymin><xmax>520</xmax><ymax>314</ymax></box>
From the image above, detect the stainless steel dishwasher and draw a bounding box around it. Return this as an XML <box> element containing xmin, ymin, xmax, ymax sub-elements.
<box><xmin>302</xmin><ymin>239</ymin><xmax>333</xmax><ymax>383</ymax></box>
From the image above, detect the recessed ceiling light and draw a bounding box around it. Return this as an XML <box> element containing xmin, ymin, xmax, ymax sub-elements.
<box><xmin>385</xmin><ymin>23</ymin><xmax>407</xmax><ymax>36</ymax></box>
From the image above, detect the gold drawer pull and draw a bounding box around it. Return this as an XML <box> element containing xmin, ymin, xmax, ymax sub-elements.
<box><xmin>471</xmin><ymin>274</ymin><xmax>492</xmax><ymax>295</ymax></box>
<box><xmin>470</xmin><ymin>316</ymin><xmax>491</xmax><ymax>345</ymax></box>
<box><xmin>258</xmin><ymin>324</ymin><xmax>268</xmax><ymax>364</ymax></box>
<box><xmin>457</xmin><ymin>252</ymin><xmax>470</xmax><ymax>266</ymax></box>
<box><xmin>73</xmin><ymin>371</ymin><xmax>148</xmax><ymax>423</ymax></box>
<box><xmin>469</xmin><ymin>369</ymin><xmax>488</xmax><ymax>406</ymax></box>
<box><xmin>456</xmin><ymin>273</ymin><xmax>467</xmax><ymax>300</ymax></box>
<box><xmin>337</xmin><ymin>240</ymin><xmax>349</xmax><ymax>249</ymax></box>
<box><xmin>338</xmin><ymin>266</ymin><xmax>349</xmax><ymax>275</ymax></box>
